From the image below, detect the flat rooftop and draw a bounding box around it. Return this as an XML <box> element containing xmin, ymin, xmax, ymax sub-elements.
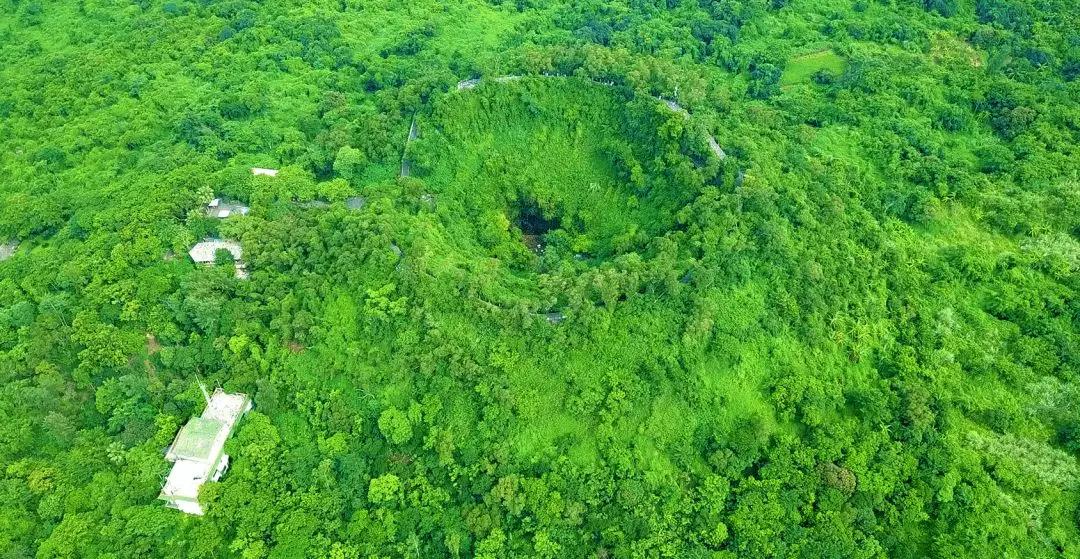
<box><xmin>164</xmin><ymin>390</ymin><xmax>248</xmax><ymax>465</ymax></box>
<box><xmin>169</xmin><ymin>416</ymin><xmax>225</xmax><ymax>462</ymax></box>
<box><xmin>188</xmin><ymin>239</ymin><xmax>242</xmax><ymax>264</ymax></box>
<box><xmin>202</xmin><ymin>390</ymin><xmax>249</xmax><ymax>427</ymax></box>
<box><xmin>162</xmin><ymin>459</ymin><xmax>214</xmax><ymax>502</ymax></box>
<box><xmin>0</xmin><ymin>240</ymin><xmax>18</xmax><ymax>261</ymax></box>
<box><xmin>160</xmin><ymin>389</ymin><xmax>250</xmax><ymax>511</ymax></box>
<box><xmin>206</xmin><ymin>198</ymin><xmax>250</xmax><ymax>218</ymax></box>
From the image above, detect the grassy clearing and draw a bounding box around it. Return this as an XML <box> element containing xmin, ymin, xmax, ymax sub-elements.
<box><xmin>339</xmin><ymin>0</ymin><xmax>521</xmax><ymax>59</ymax></box>
<box><xmin>781</xmin><ymin>49</ymin><xmax>846</xmax><ymax>86</ymax></box>
<box><xmin>697</xmin><ymin>346</ymin><xmax>777</xmax><ymax>436</ymax></box>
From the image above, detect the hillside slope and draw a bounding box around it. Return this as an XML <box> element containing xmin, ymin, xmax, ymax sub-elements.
<box><xmin>0</xmin><ymin>0</ymin><xmax>1078</xmax><ymax>557</ymax></box>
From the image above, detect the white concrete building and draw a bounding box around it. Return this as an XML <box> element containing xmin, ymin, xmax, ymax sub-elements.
<box><xmin>345</xmin><ymin>196</ymin><xmax>366</xmax><ymax>210</ymax></box>
<box><xmin>159</xmin><ymin>389</ymin><xmax>252</xmax><ymax>515</ymax></box>
<box><xmin>188</xmin><ymin>239</ymin><xmax>247</xmax><ymax>279</ymax></box>
<box><xmin>0</xmin><ymin>240</ymin><xmax>17</xmax><ymax>261</ymax></box>
<box><xmin>251</xmin><ymin>167</ymin><xmax>279</xmax><ymax>177</ymax></box>
<box><xmin>206</xmin><ymin>198</ymin><xmax>250</xmax><ymax>218</ymax></box>
<box><xmin>456</xmin><ymin>78</ymin><xmax>480</xmax><ymax>90</ymax></box>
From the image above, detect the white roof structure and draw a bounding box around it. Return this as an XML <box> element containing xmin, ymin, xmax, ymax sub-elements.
<box><xmin>251</xmin><ymin>167</ymin><xmax>279</xmax><ymax>177</ymax></box>
<box><xmin>188</xmin><ymin>239</ymin><xmax>247</xmax><ymax>279</ymax></box>
<box><xmin>345</xmin><ymin>196</ymin><xmax>366</xmax><ymax>210</ymax></box>
<box><xmin>456</xmin><ymin>78</ymin><xmax>480</xmax><ymax>90</ymax></box>
<box><xmin>0</xmin><ymin>240</ymin><xmax>17</xmax><ymax>261</ymax></box>
<box><xmin>188</xmin><ymin>239</ymin><xmax>242</xmax><ymax>263</ymax></box>
<box><xmin>160</xmin><ymin>389</ymin><xmax>251</xmax><ymax>515</ymax></box>
<box><xmin>544</xmin><ymin>312</ymin><xmax>566</xmax><ymax>324</ymax></box>
<box><xmin>658</xmin><ymin>97</ymin><xmax>690</xmax><ymax>118</ymax></box>
<box><xmin>205</xmin><ymin>197</ymin><xmax>250</xmax><ymax>219</ymax></box>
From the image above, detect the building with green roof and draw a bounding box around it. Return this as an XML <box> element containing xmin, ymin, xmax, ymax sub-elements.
<box><xmin>159</xmin><ymin>389</ymin><xmax>251</xmax><ymax>515</ymax></box>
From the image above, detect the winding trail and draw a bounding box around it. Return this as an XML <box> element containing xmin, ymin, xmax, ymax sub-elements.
<box><xmin>653</xmin><ymin>96</ymin><xmax>727</xmax><ymax>160</ymax></box>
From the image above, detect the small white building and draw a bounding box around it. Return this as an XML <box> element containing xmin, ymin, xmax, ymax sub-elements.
<box><xmin>188</xmin><ymin>239</ymin><xmax>247</xmax><ymax>279</ymax></box>
<box><xmin>251</xmin><ymin>167</ymin><xmax>279</xmax><ymax>177</ymax></box>
<box><xmin>160</xmin><ymin>389</ymin><xmax>252</xmax><ymax>515</ymax></box>
<box><xmin>0</xmin><ymin>240</ymin><xmax>17</xmax><ymax>262</ymax></box>
<box><xmin>456</xmin><ymin>78</ymin><xmax>480</xmax><ymax>90</ymax></box>
<box><xmin>206</xmin><ymin>198</ymin><xmax>250</xmax><ymax>219</ymax></box>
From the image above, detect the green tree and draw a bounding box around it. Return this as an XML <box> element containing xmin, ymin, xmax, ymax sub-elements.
<box><xmin>333</xmin><ymin>146</ymin><xmax>367</xmax><ymax>181</ymax></box>
<box><xmin>378</xmin><ymin>408</ymin><xmax>413</xmax><ymax>445</ymax></box>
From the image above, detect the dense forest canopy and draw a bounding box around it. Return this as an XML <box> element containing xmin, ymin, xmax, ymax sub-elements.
<box><xmin>0</xmin><ymin>0</ymin><xmax>1078</xmax><ymax>557</ymax></box>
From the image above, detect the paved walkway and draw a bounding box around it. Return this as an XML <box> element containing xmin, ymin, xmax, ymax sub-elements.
<box><xmin>401</xmin><ymin>117</ymin><xmax>419</xmax><ymax>177</ymax></box>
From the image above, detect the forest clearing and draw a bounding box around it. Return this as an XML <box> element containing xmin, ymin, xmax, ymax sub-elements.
<box><xmin>780</xmin><ymin>49</ymin><xmax>847</xmax><ymax>86</ymax></box>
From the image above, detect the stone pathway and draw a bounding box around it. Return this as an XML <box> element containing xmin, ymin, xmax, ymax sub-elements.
<box><xmin>707</xmin><ymin>136</ymin><xmax>727</xmax><ymax>160</ymax></box>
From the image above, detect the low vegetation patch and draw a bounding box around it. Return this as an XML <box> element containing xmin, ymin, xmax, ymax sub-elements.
<box><xmin>781</xmin><ymin>49</ymin><xmax>846</xmax><ymax>86</ymax></box>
